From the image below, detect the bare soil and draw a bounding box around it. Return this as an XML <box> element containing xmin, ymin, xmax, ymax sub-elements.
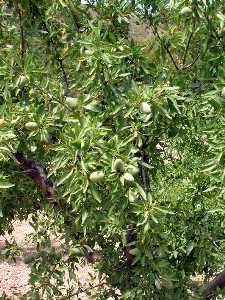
<box><xmin>0</xmin><ymin>219</ymin><xmax>95</xmax><ymax>299</ymax></box>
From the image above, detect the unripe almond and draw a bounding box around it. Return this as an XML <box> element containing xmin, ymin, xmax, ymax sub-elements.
<box><xmin>0</xmin><ymin>118</ymin><xmax>5</xmax><ymax>128</ymax></box>
<box><xmin>221</xmin><ymin>87</ymin><xmax>225</xmax><ymax>97</ymax></box>
<box><xmin>90</xmin><ymin>171</ymin><xmax>105</xmax><ymax>183</ymax></box>
<box><xmin>113</xmin><ymin>159</ymin><xmax>124</xmax><ymax>172</ymax></box>
<box><xmin>65</xmin><ymin>97</ymin><xmax>79</xmax><ymax>108</ymax></box>
<box><xmin>140</xmin><ymin>102</ymin><xmax>151</xmax><ymax>114</ymax></box>
<box><xmin>180</xmin><ymin>7</ymin><xmax>192</xmax><ymax>16</ymax></box>
<box><xmin>128</xmin><ymin>190</ymin><xmax>138</xmax><ymax>202</ymax></box>
<box><xmin>127</xmin><ymin>165</ymin><xmax>139</xmax><ymax>176</ymax></box>
<box><xmin>123</xmin><ymin>172</ymin><xmax>134</xmax><ymax>184</ymax></box>
<box><xmin>25</xmin><ymin>121</ymin><xmax>38</xmax><ymax>130</ymax></box>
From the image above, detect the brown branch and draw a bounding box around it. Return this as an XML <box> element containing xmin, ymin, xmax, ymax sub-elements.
<box><xmin>182</xmin><ymin>52</ymin><xmax>201</xmax><ymax>70</ymax></box>
<box><xmin>182</xmin><ymin>16</ymin><xmax>196</xmax><ymax>66</ymax></box>
<box><xmin>182</xmin><ymin>30</ymin><xmax>194</xmax><ymax>66</ymax></box>
<box><xmin>182</xmin><ymin>38</ymin><xmax>209</xmax><ymax>71</ymax></box>
<box><xmin>137</xmin><ymin>135</ymin><xmax>151</xmax><ymax>193</ymax></box>
<box><xmin>202</xmin><ymin>268</ymin><xmax>225</xmax><ymax>299</ymax></box>
<box><xmin>42</xmin><ymin>23</ymin><xmax>69</xmax><ymax>94</ymax></box>
<box><xmin>15</xmin><ymin>151</ymin><xmax>55</xmax><ymax>200</ymax></box>
<box><xmin>151</xmin><ymin>25</ymin><xmax>180</xmax><ymax>71</ymax></box>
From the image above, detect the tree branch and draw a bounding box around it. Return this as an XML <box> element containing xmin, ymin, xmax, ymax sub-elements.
<box><xmin>151</xmin><ymin>25</ymin><xmax>180</xmax><ymax>71</ymax></box>
<box><xmin>202</xmin><ymin>268</ymin><xmax>225</xmax><ymax>299</ymax></box>
<box><xmin>182</xmin><ymin>52</ymin><xmax>201</xmax><ymax>70</ymax></box>
<box><xmin>182</xmin><ymin>31</ymin><xmax>194</xmax><ymax>66</ymax></box>
<box><xmin>182</xmin><ymin>16</ymin><xmax>196</xmax><ymax>66</ymax></box>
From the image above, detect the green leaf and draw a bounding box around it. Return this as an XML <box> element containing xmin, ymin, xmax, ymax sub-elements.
<box><xmin>91</xmin><ymin>188</ymin><xmax>101</xmax><ymax>203</ymax></box>
<box><xmin>202</xmin><ymin>164</ymin><xmax>217</xmax><ymax>173</ymax></box>
<box><xmin>186</xmin><ymin>243</ymin><xmax>195</xmax><ymax>256</ymax></box>
<box><xmin>150</xmin><ymin>215</ymin><xmax>159</xmax><ymax>224</ymax></box>
<box><xmin>154</xmin><ymin>207</ymin><xmax>174</xmax><ymax>215</ymax></box>
<box><xmin>57</xmin><ymin>169</ymin><xmax>74</xmax><ymax>186</ymax></box>
<box><xmin>0</xmin><ymin>181</ymin><xmax>15</xmax><ymax>189</ymax></box>
<box><xmin>82</xmin><ymin>211</ymin><xmax>88</xmax><ymax>225</ymax></box>
<box><xmin>135</xmin><ymin>183</ymin><xmax>147</xmax><ymax>200</ymax></box>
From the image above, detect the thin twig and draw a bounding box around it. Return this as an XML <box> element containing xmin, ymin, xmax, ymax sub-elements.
<box><xmin>182</xmin><ymin>52</ymin><xmax>201</xmax><ymax>70</ymax></box>
<box><xmin>182</xmin><ymin>16</ymin><xmax>196</xmax><ymax>66</ymax></box>
<box><xmin>42</xmin><ymin>23</ymin><xmax>69</xmax><ymax>94</ymax></box>
<box><xmin>182</xmin><ymin>31</ymin><xmax>194</xmax><ymax>66</ymax></box>
<box><xmin>151</xmin><ymin>25</ymin><xmax>180</xmax><ymax>71</ymax></box>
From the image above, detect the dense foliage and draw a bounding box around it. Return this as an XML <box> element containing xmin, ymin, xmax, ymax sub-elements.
<box><xmin>1</xmin><ymin>0</ymin><xmax>225</xmax><ymax>299</ymax></box>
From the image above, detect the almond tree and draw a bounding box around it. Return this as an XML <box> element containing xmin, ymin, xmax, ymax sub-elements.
<box><xmin>0</xmin><ymin>0</ymin><xmax>225</xmax><ymax>299</ymax></box>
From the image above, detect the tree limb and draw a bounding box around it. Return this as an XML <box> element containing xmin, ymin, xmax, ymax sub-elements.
<box><xmin>182</xmin><ymin>52</ymin><xmax>201</xmax><ymax>70</ymax></box>
<box><xmin>151</xmin><ymin>25</ymin><xmax>180</xmax><ymax>71</ymax></box>
<box><xmin>15</xmin><ymin>151</ymin><xmax>55</xmax><ymax>200</ymax></box>
<box><xmin>202</xmin><ymin>268</ymin><xmax>225</xmax><ymax>299</ymax></box>
<box><xmin>182</xmin><ymin>30</ymin><xmax>194</xmax><ymax>66</ymax></box>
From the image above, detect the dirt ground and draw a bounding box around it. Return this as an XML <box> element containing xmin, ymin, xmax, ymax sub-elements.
<box><xmin>0</xmin><ymin>219</ymin><xmax>96</xmax><ymax>299</ymax></box>
<box><xmin>0</xmin><ymin>219</ymin><xmax>205</xmax><ymax>299</ymax></box>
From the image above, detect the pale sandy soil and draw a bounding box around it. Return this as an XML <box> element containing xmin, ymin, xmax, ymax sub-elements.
<box><xmin>0</xmin><ymin>220</ymin><xmax>33</xmax><ymax>298</ymax></box>
<box><xmin>0</xmin><ymin>220</ymin><xmax>95</xmax><ymax>299</ymax></box>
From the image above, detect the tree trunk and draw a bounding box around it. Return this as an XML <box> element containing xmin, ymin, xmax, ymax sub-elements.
<box><xmin>202</xmin><ymin>268</ymin><xmax>225</xmax><ymax>299</ymax></box>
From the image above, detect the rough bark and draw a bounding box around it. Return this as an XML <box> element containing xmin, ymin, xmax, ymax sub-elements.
<box><xmin>202</xmin><ymin>268</ymin><xmax>225</xmax><ymax>299</ymax></box>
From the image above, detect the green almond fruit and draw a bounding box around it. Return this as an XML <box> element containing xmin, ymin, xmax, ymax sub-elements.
<box><xmin>140</xmin><ymin>102</ymin><xmax>151</xmax><ymax>114</ymax></box>
<box><xmin>180</xmin><ymin>7</ymin><xmax>192</xmax><ymax>16</ymax></box>
<box><xmin>128</xmin><ymin>190</ymin><xmax>138</xmax><ymax>202</ymax></box>
<box><xmin>221</xmin><ymin>87</ymin><xmax>225</xmax><ymax>97</ymax></box>
<box><xmin>25</xmin><ymin>121</ymin><xmax>38</xmax><ymax>130</ymax></box>
<box><xmin>90</xmin><ymin>171</ymin><xmax>105</xmax><ymax>183</ymax></box>
<box><xmin>113</xmin><ymin>158</ymin><xmax>124</xmax><ymax>172</ymax></box>
<box><xmin>65</xmin><ymin>97</ymin><xmax>79</xmax><ymax>108</ymax></box>
<box><xmin>123</xmin><ymin>172</ymin><xmax>134</xmax><ymax>184</ymax></box>
<box><xmin>127</xmin><ymin>165</ymin><xmax>139</xmax><ymax>176</ymax></box>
